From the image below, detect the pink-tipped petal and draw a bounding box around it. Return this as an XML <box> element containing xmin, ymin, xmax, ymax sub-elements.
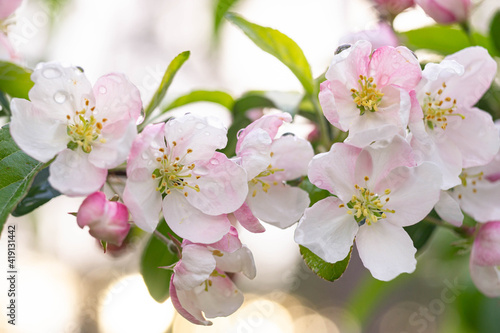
<box><xmin>236</xmin><ymin>128</ymin><xmax>272</xmax><ymax>180</ymax></box>
<box><xmin>233</xmin><ymin>203</ymin><xmax>266</xmax><ymax>233</ymax></box>
<box><xmin>169</xmin><ymin>275</ymin><xmax>212</xmax><ymax>326</ymax></box>
<box><xmin>209</xmin><ymin>226</ymin><xmax>242</xmax><ymax>253</ymax></box>
<box><xmin>269</xmin><ymin>135</ymin><xmax>313</xmax><ymax>181</ymax></box>
<box><xmin>471</xmin><ymin>221</ymin><xmax>500</xmax><ymax>267</ymax></box>
<box><xmin>173</xmin><ymin>244</ymin><xmax>216</xmax><ymax>290</ymax></box>
<box><xmin>370</xmin><ymin>45</ymin><xmax>421</xmax><ymax>90</ymax></box>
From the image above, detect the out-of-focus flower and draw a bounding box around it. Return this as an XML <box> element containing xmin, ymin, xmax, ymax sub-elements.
<box><xmin>319</xmin><ymin>40</ymin><xmax>421</xmax><ymax>148</ymax></box>
<box><xmin>295</xmin><ymin>136</ymin><xmax>441</xmax><ymax>281</ymax></box>
<box><xmin>410</xmin><ymin>47</ymin><xmax>499</xmax><ymax>190</ymax></box>
<box><xmin>123</xmin><ymin>115</ymin><xmax>248</xmax><ymax>243</ymax></box>
<box><xmin>170</xmin><ymin>227</ymin><xmax>256</xmax><ymax>325</ymax></box>
<box><xmin>339</xmin><ymin>22</ymin><xmax>399</xmax><ymax>49</ymax></box>
<box><xmin>76</xmin><ymin>192</ymin><xmax>130</xmax><ymax>246</ymax></box>
<box><xmin>0</xmin><ymin>0</ymin><xmax>22</xmax><ymax>22</ymax></box>
<box><xmin>10</xmin><ymin>62</ymin><xmax>142</xmax><ymax>196</ymax></box>
<box><xmin>470</xmin><ymin>221</ymin><xmax>500</xmax><ymax>297</ymax></box>
<box><xmin>416</xmin><ymin>0</ymin><xmax>471</xmax><ymax>24</ymax></box>
<box><xmin>233</xmin><ymin>112</ymin><xmax>313</xmax><ymax>231</ymax></box>
<box><xmin>372</xmin><ymin>0</ymin><xmax>415</xmax><ymax>17</ymax></box>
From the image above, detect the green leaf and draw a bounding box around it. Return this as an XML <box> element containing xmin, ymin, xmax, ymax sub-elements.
<box><xmin>401</xmin><ymin>25</ymin><xmax>496</xmax><ymax>56</ymax></box>
<box><xmin>141</xmin><ymin>220</ymin><xmax>180</xmax><ymax>303</ymax></box>
<box><xmin>298</xmin><ymin>177</ymin><xmax>332</xmax><ymax>207</ymax></box>
<box><xmin>0</xmin><ymin>61</ymin><xmax>34</xmax><ymax>99</ymax></box>
<box><xmin>213</xmin><ymin>0</ymin><xmax>241</xmax><ymax>40</ymax></box>
<box><xmin>11</xmin><ymin>167</ymin><xmax>61</xmax><ymax>217</ymax></box>
<box><xmin>143</xmin><ymin>51</ymin><xmax>190</xmax><ymax>119</ymax></box>
<box><xmin>404</xmin><ymin>219</ymin><xmax>436</xmax><ymax>253</ymax></box>
<box><xmin>300</xmin><ymin>245</ymin><xmax>352</xmax><ymax>282</ymax></box>
<box><xmin>225</xmin><ymin>13</ymin><xmax>314</xmax><ymax>94</ymax></box>
<box><xmin>0</xmin><ymin>124</ymin><xmax>43</xmax><ymax>234</ymax></box>
<box><xmin>163</xmin><ymin>90</ymin><xmax>234</xmax><ymax>113</ymax></box>
<box><xmin>490</xmin><ymin>11</ymin><xmax>500</xmax><ymax>54</ymax></box>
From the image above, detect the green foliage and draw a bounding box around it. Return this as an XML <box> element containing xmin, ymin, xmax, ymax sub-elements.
<box><xmin>0</xmin><ymin>61</ymin><xmax>34</xmax><ymax>100</ymax></box>
<box><xmin>490</xmin><ymin>11</ymin><xmax>500</xmax><ymax>55</ymax></box>
<box><xmin>11</xmin><ymin>167</ymin><xmax>61</xmax><ymax>217</ymax></box>
<box><xmin>213</xmin><ymin>0</ymin><xmax>241</xmax><ymax>40</ymax></box>
<box><xmin>163</xmin><ymin>90</ymin><xmax>234</xmax><ymax>113</ymax></box>
<box><xmin>0</xmin><ymin>125</ymin><xmax>43</xmax><ymax>234</ymax></box>
<box><xmin>297</xmin><ymin>177</ymin><xmax>332</xmax><ymax>207</ymax></box>
<box><xmin>225</xmin><ymin>13</ymin><xmax>315</xmax><ymax>95</ymax></box>
<box><xmin>404</xmin><ymin>219</ymin><xmax>437</xmax><ymax>254</ymax></box>
<box><xmin>141</xmin><ymin>220</ymin><xmax>180</xmax><ymax>303</ymax></box>
<box><xmin>143</xmin><ymin>51</ymin><xmax>191</xmax><ymax>119</ymax></box>
<box><xmin>401</xmin><ymin>25</ymin><xmax>496</xmax><ymax>56</ymax></box>
<box><xmin>300</xmin><ymin>245</ymin><xmax>352</xmax><ymax>282</ymax></box>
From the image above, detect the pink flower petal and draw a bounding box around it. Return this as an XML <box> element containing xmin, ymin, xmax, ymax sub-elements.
<box><xmin>215</xmin><ymin>246</ymin><xmax>256</xmax><ymax>279</ymax></box>
<box><xmin>434</xmin><ymin>191</ymin><xmax>463</xmax><ymax>227</ymax></box>
<box><xmin>370</xmin><ymin>45</ymin><xmax>421</xmax><ymax>90</ymax></box>
<box><xmin>469</xmin><ymin>264</ymin><xmax>500</xmax><ymax>298</ymax></box>
<box><xmin>173</xmin><ymin>244</ymin><xmax>216</xmax><ymax>290</ymax></box>
<box><xmin>208</xmin><ymin>226</ymin><xmax>243</xmax><ymax>253</ymax></box>
<box><xmin>169</xmin><ymin>275</ymin><xmax>212</xmax><ymax>326</ymax></box>
<box><xmin>268</xmin><ymin>135</ymin><xmax>313</xmax><ymax>182</ymax></box>
<box><xmin>471</xmin><ymin>221</ymin><xmax>500</xmax><ymax>267</ymax></box>
<box><xmin>233</xmin><ymin>203</ymin><xmax>266</xmax><ymax>233</ymax></box>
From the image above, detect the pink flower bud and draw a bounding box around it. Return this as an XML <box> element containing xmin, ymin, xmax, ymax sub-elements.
<box><xmin>373</xmin><ymin>0</ymin><xmax>415</xmax><ymax>16</ymax></box>
<box><xmin>470</xmin><ymin>221</ymin><xmax>500</xmax><ymax>297</ymax></box>
<box><xmin>416</xmin><ymin>0</ymin><xmax>471</xmax><ymax>24</ymax></box>
<box><xmin>77</xmin><ymin>192</ymin><xmax>130</xmax><ymax>246</ymax></box>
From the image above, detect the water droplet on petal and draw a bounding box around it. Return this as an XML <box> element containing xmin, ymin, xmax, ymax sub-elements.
<box><xmin>316</xmin><ymin>180</ymin><xmax>323</xmax><ymax>187</ymax></box>
<box><xmin>141</xmin><ymin>152</ymin><xmax>149</xmax><ymax>160</ymax></box>
<box><xmin>99</xmin><ymin>86</ymin><xmax>107</xmax><ymax>94</ymax></box>
<box><xmin>195</xmin><ymin>123</ymin><xmax>206</xmax><ymax>130</ymax></box>
<box><xmin>210</xmin><ymin>158</ymin><xmax>220</xmax><ymax>165</ymax></box>
<box><xmin>236</xmin><ymin>129</ymin><xmax>245</xmax><ymax>139</ymax></box>
<box><xmin>42</xmin><ymin>67</ymin><xmax>62</xmax><ymax>79</ymax></box>
<box><xmin>53</xmin><ymin>91</ymin><xmax>67</xmax><ymax>104</ymax></box>
<box><xmin>282</xmin><ymin>132</ymin><xmax>295</xmax><ymax>137</ymax></box>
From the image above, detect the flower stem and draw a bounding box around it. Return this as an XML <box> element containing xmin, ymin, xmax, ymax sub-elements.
<box><xmin>460</xmin><ymin>22</ymin><xmax>476</xmax><ymax>46</ymax></box>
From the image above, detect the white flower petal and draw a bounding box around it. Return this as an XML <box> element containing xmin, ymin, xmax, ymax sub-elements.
<box><xmin>237</xmin><ymin>128</ymin><xmax>272</xmax><ymax>180</ymax></box>
<box><xmin>247</xmin><ymin>182</ymin><xmax>309</xmax><ymax>229</ymax></box>
<box><xmin>269</xmin><ymin>135</ymin><xmax>313</xmax><ymax>181</ymax></box>
<box><xmin>173</xmin><ymin>244</ymin><xmax>216</xmax><ymax>291</ymax></box>
<box><xmin>196</xmin><ymin>273</ymin><xmax>244</xmax><ymax>319</ymax></box>
<box><xmin>48</xmin><ymin>149</ymin><xmax>107</xmax><ymax>196</ymax></box>
<box><xmin>163</xmin><ymin>191</ymin><xmax>231</xmax><ymax>244</ymax></box>
<box><xmin>294</xmin><ymin>197</ymin><xmax>358</xmax><ymax>264</ymax></box>
<box><xmin>10</xmin><ymin>99</ymin><xmax>68</xmax><ymax>162</ymax></box>
<box><xmin>122</xmin><ymin>177</ymin><xmax>162</xmax><ymax>233</ymax></box>
<box><xmin>434</xmin><ymin>191</ymin><xmax>463</xmax><ymax>226</ymax></box>
<box><xmin>215</xmin><ymin>246</ymin><xmax>256</xmax><ymax>279</ymax></box>
<box><xmin>470</xmin><ymin>264</ymin><xmax>500</xmax><ymax>298</ymax></box>
<box><xmin>356</xmin><ymin>222</ymin><xmax>416</xmax><ymax>281</ymax></box>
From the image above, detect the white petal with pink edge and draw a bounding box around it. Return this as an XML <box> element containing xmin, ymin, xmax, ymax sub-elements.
<box><xmin>173</xmin><ymin>244</ymin><xmax>216</xmax><ymax>291</ymax></box>
<box><xmin>268</xmin><ymin>135</ymin><xmax>313</xmax><ymax>182</ymax></box>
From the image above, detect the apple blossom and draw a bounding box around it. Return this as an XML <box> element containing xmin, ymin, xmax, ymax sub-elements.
<box><xmin>123</xmin><ymin>114</ymin><xmax>248</xmax><ymax>243</ymax></box>
<box><xmin>372</xmin><ymin>0</ymin><xmax>415</xmax><ymax>16</ymax></box>
<box><xmin>170</xmin><ymin>227</ymin><xmax>256</xmax><ymax>325</ymax></box>
<box><xmin>0</xmin><ymin>0</ymin><xmax>22</xmax><ymax>21</ymax></box>
<box><xmin>416</xmin><ymin>0</ymin><xmax>471</xmax><ymax>24</ymax></box>
<box><xmin>409</xmin><ymin>47</ymin><xmax>499</xmax><ymax>189</ymax></box>
<box><xmin>10</xmin><ymin>62</ymin><xmax>142</xmax><ymax>196</ymax></box>
<box><xmin>233</xmin><ymin>112</ymin><xmax>313</xmax><ymax>231</ymax></box>
<box><xmin>470</xmin><ymin>221</ymin><xmax>500</xmax><ymax>297</ymax></box>
<box><xmin>76</xmin><ymin>191</ymin><xmax>130</xmax><ymax>246</ymax></box>
<box><xmin>319</xmin><ymin>40</ymin><xmax>421</xmax><ymax>147</ymax></box>
<box><xmin>295</xmin><ymin>136</ymin><xmax>441</xmax><ymax>281</ymax></box>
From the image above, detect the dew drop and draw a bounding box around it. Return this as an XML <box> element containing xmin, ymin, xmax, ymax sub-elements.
<box><xmin>42</xmin><ymin>67</ymin><xmax>62</xmax><ymax>79</ymax></box>
<box><xmin>210</xmin><ymin>158</ymin><xmax>220</xmax><ymax>165</ymax></box>
<box><xmin>141</xmin><ymin>152</ymin><xmax>149</xmax><ymax>160</ymax></box>
<box><xmin>204</xmin><ymin>131</ymin><xmax>210</xmax><ymax>136</ymax></box>
<box><xmin>53</xmin><ymin>91</ymin><xmax>67</xmax><ymax>104</ymax></box>
<box><xmin>236</xmin><ymin>129</ymin><xmax>245</xmax><ymax>139</ymax></box>
<box><xmin>98</xmin><ymin>86</ymin><xmax>107</xmax><ymax>94</ymax></box>
<box><xmin>195</xmin><ymin>166</ymin><xmax>209</xmax><ymax>175</ymax></box>
<box><xmin>282</xmin><ymin>132</ymin><xmax>295</xmax><ymax>137</ymax></box>
<box><xmin>195</xmin><ymin>123</ymin><xmax>206</xmax><ymax>130</ymax></box>
<box><xmin>316</xmin><ymin>180</ymin><xmax>323</xmax><ymax>187</ymax></box>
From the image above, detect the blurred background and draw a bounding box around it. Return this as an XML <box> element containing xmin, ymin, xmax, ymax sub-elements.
<box><xmin>1</xmin><ymin>0</ymin><xmax>500</xmax><ymax>332</ymax></box>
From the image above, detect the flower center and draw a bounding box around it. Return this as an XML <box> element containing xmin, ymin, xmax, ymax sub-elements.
<box><xmin>351</xmin><ymin>75</ymin><xmax>384</xmax><ymax>115</ymax></box>
<box><xmin>456</xmin><ymin>171</ymin><xmax>484</xmax><ymax>199</ymax></box>
<box><xmin>249</xmin><ymin>161</ymin><xmax>284</xmax><ymax>197</ymax></box>
<box><xmin>151</xmin><ymin>142</ymin><xmax>200</xmax><ymax>198</ymax></box>
<box><xmin>340</xmin><ymin>176</ymin><xmax>394</xmax><ymax>226</ymax></box>
<box><xmin>66</xmin><ymin>99</ymin><xmax>106</xmax><ymax>153</ymax></box>
<box><xmin>203</xmin><ymin>270</ymin><xmax>226</xmax><ymax>292</ymax></box>
<box><xmin>422</xmin><ymin>82</ymin><xmax>464</xmax><ymax>131</ymax></box>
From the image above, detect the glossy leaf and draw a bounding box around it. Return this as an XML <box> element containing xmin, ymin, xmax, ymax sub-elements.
<box><xmin>490</xmin><ymin>10</ymin><xmax>500</xmax><ymax>54</ymax></box>
<box><xmin>300</xmin><ymin>245</ymin><xmax>351</xmax><ymax>282</ymax></box>
<box><xmin>0</xmin><ymin>124</ymin><xmax>43</xmax><ymax>234</ymax></box>
<box><xmin>11</xmin><ymin>167</ymin><xmax>61</xmax><ymax>217</ymax></box>
<box><xmin>143</xmin><ymin>51</ymin><xmax>190</xmax><ymax>118</ymax></box>
<box><xmin>141</xmin><ymin>220</ymin><xmax>180</xmax><ymax>303</ymax></box>
<box><xmin>163</xmin><ymin>90</ymin><xmax>234</xmax><ymax>112</ymax></box>
<box><xmin>401</xmin><ymin>26</ymin><xmax>496</xmax><ymax>56</ymax></box>
<box><xmin>404</xmin><ymin>219</ymin><xmax>436</xmax><ymax>253</ymax></box>
<box><xmin>0</xmin><ymin>61</ymin><xmax>34</xmax><ymax>100</ymax></box>
<box><xmin>226</xmin><ymin>13</ymin><xmax>315</xmax><ymax>94</ymax></box>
